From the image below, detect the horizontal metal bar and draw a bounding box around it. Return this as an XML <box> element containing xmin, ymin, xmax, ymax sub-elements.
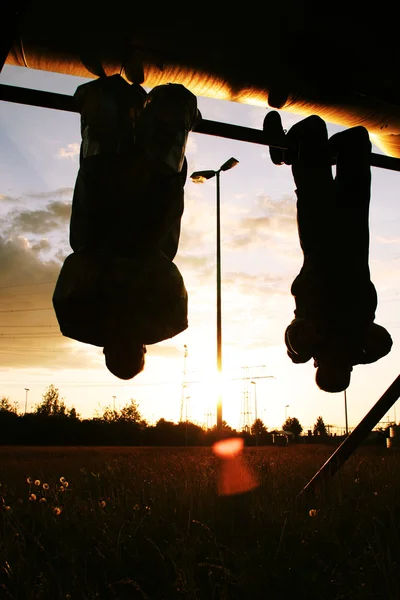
<box><xmin>1</xmin><ymin>83</ymin><xmax>400</xmax><ymax>172</ymax></box>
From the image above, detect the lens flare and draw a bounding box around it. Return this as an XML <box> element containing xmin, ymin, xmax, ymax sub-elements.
<box><xmin>213</xmin><ymin>437</ymin><xmax>258</xmax><ymax>496</ymax></box>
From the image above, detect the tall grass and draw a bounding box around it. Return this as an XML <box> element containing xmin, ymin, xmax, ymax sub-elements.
<box><xmin>0</xmin><ymin>445</ymin><xmax>399</xmax><ymax>599</ymax></box>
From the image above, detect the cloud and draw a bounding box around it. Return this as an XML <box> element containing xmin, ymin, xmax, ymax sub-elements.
<box><xmin>57</xmin><ymin>143</ymin><xmax>80</xmax><ymax>159</ymax></box>
<box><xmin>31</xmin><ymin>239</ymin><xmax>52</xmax><ymax>254</ymax></box>
<box><xmin>25</xmin><ymin>188</ymin><xmax>73</xmax><ymax>200</ymax></box>
<box><xmin>226</xmin><ymin>193</ymin><xmax>298</xmax><ymax>250</ymax></box>
<box><xmin>0</xmin><ymin>193</ymin><xmax>20</xmax><ymax>203</ymax></box>
<box><xmin>223</xmin><ymin>271</ymin><xmax>288</xmax><ymax>296</ymax></box>
<box><xmin>5</xmin><ymin>200</ymin><xmax>71</xmax><ymax>235</ymax></box>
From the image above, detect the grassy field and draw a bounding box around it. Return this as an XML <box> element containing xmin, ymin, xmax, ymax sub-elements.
<box><xmin>0</xmin><ymin>444</ymin><xmax>399</xmax><ymax>600</ymax></box>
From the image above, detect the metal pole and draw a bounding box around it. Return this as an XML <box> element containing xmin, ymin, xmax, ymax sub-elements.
<box><xmin>24</xmin><ymin>388</ymin><xmax>29</xmax><ymax>414</ymax></box>
<box><xmin>298</xmin><ymin>374</ymin><xmax>400</xmax><ymax>499</ymax></box>
<box><xmin>344</xmin><ymin>389</ymin><xmax>349</xmax><ymax>435</ymax></box>
<box><xmin>253</xmin><ymin>382</ymin><xmax>258</xmax><ymax>446</ymax></box>
<box><xmin>2</xmin><ymin>84</ymin><xmax>400</xmax><ymax>173</ymax></box>
<box><xmin>216</xmin><ymin>170</ymin><xmax>223</xmax><ymax>433</ymax></box>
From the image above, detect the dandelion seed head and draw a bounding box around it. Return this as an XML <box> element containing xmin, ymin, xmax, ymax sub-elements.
<box><xmin>53</xmin><ymin>507</ymin><xmax>62</xmax><ymax>516</ymax></box>
<box><xmin>309</xmin><ymin>509</ymin><xmax>317</xmax><ymax>517</ymax></box>
<box><xmin>34</xmin><ymin>479</ymin><xmax>41</xmax><ymax>486</ymax></box>
<box><xmin>99</xmin><ymin>500</ymin><xmax>106</xmax><ymax>508</ymax></box>
<box><xmin>4</xmin><ymin>506</ymin><xmax>11</xmax><ymax>512</ymax></box>
<box><xmin>43</xmin><ymin>483</ymin><xmax>49</xmax><ymax>490</ymax></box>
<box><xmin>63</xmin><ymin>481</ymin><xmax>69</xmax><ymax>488</ymax></box>
<box><xmin>26</xmin><ymin>477</ymin><xmax>32</xmax><ymax>484</ymax></box>
<box><xmin>133</xmin><ymin>504</ymin><xmax>140</xmax><ymax>511</ymax></box>
<box><xmin>39</xmin><ymin>497</ymin><xmax>47</xmax><ymax>503</ymax></box>
<box><xmin>59</xmin><ymin>486</ymin><xmax>65</xmax><ymax>492</ymax></box>
<box><xmin>60</xmin><ymin>477</ymin><xmax>66</xmax><ymax>484</ymax></box>
<box><xmin>29</xmin><ymin>493</ymin><xmax>37</xmax><ymax>501</ymax></box>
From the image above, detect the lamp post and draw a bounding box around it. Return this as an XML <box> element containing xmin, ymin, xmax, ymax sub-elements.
<box><xmin>344</xmin><ymin>389</ymin><xmax>349</xmax><ymax>435</ymax></box>
<box><xmin>250</xmin><ymin>380</ymin><xmax>258</xmax><ymax>446</ymax></box>
<box><xmin>190</xmin><ymin>157</ymin><xmax>239</xmax><ymax>434</ymax></box>
<box><xmin>24</xmin><ymin>388</ymin><xmax>29</xmax><ymax>415</ymax></box>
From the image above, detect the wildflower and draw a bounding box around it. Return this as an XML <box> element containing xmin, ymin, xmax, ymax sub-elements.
<box><xmin>99</xmin><ymin>500</ymin><xmax>106</xmax><ymax>508</ymax></box>
<box><xmin>60</xmin><ymin>477</ymin><xmax>66</xmax><ymax>484</ymax></box>
<box><xmin>43</xmin><ymin>483</ymin><xmax>49</xmax><ymax>490</ymax></box>
<box><xmin>34</xmin><ymin>479</ymin><xmax>41</xmax><ymax>486</ymax></box>
<box><xmin>63</xmin><ymin>481</ymin><xmax>69</xmax><ymax>488</ymax></box>
<box><xmin>53</xmin><ymin>507</ymin><xmax>62</xmax><ymax>516</ymax></box>
<box><xmin>29</xmin><ymin>493</ymin><xmax>37</xmax><ymax>501</ymax></box>
<box><xmin>26</xmin><ymin>477</ymin><xmax>32</xmax><ymax>484</ymax></box>
<box><xmin>309</xmin><ymin>509</ymin><xmax>317</xmax><ymax>517</ymax></box>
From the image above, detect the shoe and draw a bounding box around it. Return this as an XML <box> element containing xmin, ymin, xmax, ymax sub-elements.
<box><xmin>263</xmin><ymin>111</ymin><xmax>287</xmax><ymax>165</ymax></box>
<box><xmin>358</xmin><ymin>323</ymin><xmax>393</xmax><ymax>364</ymax></box>
<box><xmin>285</xmin><ymin>320</ymin><xmax>314</xmax><ymax>364</ymax></box>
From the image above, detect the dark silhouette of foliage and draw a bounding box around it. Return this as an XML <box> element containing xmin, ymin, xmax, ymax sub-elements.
<box><xmin>313</xmin><ymin>416</ymin><xmax>327</xmax><ymax>436</ymax></box>
<box><xmin>282</xmin><ymin>417</ymin><xmax>303</xmax><ymax>440</ymax></box>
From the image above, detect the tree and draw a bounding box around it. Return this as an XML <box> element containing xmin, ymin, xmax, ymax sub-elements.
<box><xmin>100</xmin><ymin>405</ymin><xmax>120</xmax><ymax>423</ymax></box>
<box><xmin>68</xmin><ymin>407</ymin><xmax>80</xmax><ymax>420</ymax></box>
<box><xmin>283</xmin><ymin>417</ymin><xmax>303</xmax><ymax>439</ymax></box>
<box><xmin>0</xmin><ymin>397</ymin><xmax>17</xmax><ymax>414</ymax></box>
<box><xmin>251</xmin><ymin>418</ymin><xmax>267</xmax><ymax>436</ymax></box>
<box><xmin>119</xmin><ymin>399</ymin><xmax>144</xmax><ymax>425</ymax></box>
<box><xmin>313</xmin><ymin>415</ymin><xmax>327</xmax><ymax>436</ymax></box>
<box><xmin>210</xmin><ymin>420</ymin><xmax>235</xmax><ymax>433</ymax></box>
<box><xmin>35</xmin><ymin>384</ymin><xmax>67</xmax><ymax>417</ymax></box>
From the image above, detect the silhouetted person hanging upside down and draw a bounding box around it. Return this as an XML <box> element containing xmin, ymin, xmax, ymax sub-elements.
<box><xmin>53</xmin><ymin>74</ymin><xmax>200</xmax><ymax>380</ymax></box>
<box><xmin>263</xmin><ymin>112</ymin><xmax>393</xmax><ymax>392</ymax></box>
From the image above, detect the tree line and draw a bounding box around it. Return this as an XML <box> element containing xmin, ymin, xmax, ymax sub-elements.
<box><xmin>0</xmin><ymin>385</ymin><xmax>392</xmax><ymax>446</ymax></box>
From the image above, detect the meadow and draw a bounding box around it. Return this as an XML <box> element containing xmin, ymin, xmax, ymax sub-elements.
<box><xmin>0</xmin><ymin>444</ymin><xmax>399</xmax><ymax>600</ymax></box>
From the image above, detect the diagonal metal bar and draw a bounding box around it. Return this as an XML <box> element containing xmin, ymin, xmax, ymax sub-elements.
<box><xmin>1</xmin><ymin>83</ymin><xmax>400</xmax><ymax>173</ymax></box>
<box><xmin>298</xmin><ymin>374</ymin><xmax>400</xmax><ymax>499</ymax></box>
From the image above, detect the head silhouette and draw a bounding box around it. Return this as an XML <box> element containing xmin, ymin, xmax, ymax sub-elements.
<box><xmin>315</xmin><ymin>361</ymin><xmax>352</xmax><ymax>393</ymax></box>
<box><xmin>104</xmin><ymin>340</ymin><xmax>146</xmax><ymax>380</ymax></box>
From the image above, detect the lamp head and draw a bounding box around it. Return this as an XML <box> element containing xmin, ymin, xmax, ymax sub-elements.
<box><xmin>220</xmin><ymin>157</ymin><xmax>239</xmax><ymax>172</ymax></box>
<box><xmin>190</xmin><ymin>170</ymin><xmax>216</xmax><ymax>183</ymax></box>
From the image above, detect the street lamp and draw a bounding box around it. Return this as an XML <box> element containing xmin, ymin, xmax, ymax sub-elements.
<box><xmin>344</xmin><ymin>389</ymin><xmax>349</xmax><ymax>435</ymax></box>
<box><xmin>190</xmin><ymin>157</ymin><xmax>239</xmax><ymax>434</ymax></box>
<box><xmin>24</xmin><ymin>388</ymin><xmax>29</xmax><ymax>415</ymax></box>
<box><xmin>251</xmin><ymin>380</ymin><xmax>258</xmax><ymax>446</ymax></box>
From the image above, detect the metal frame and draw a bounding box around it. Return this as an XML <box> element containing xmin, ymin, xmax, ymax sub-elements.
<box><xmin>1</xmin><ymin>79</ymin><xmax>399</xmax><ymax>496</ymax></box>
<box><xmin>2</xmin><ymin>83</ymin><xmax>400</xmax><ymax>173</ymax></box>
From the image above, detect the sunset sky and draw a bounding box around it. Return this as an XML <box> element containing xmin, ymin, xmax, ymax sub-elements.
<box><xmin>1</xmin><ymin>64</ymin><xmax>399</xmax><ymax>433</ymax></box>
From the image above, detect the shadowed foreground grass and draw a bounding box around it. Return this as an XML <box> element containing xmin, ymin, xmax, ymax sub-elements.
<box><xmin>0</xmin><ymin>445</ymin><xmax>399</xmax><ymax>600</ymax></box>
